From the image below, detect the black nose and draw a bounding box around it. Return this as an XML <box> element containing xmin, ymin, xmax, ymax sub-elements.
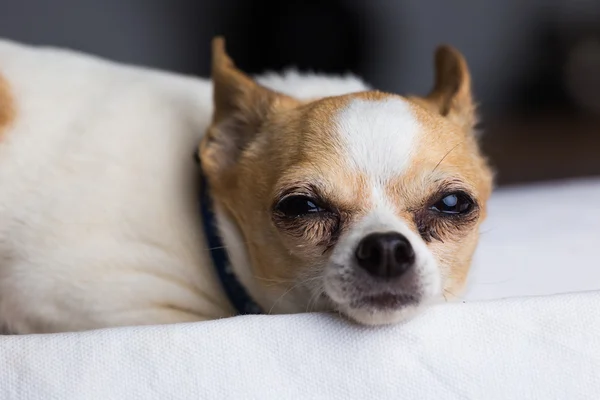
<box><xmin>355</xmin><ymin>232</ymin><xmax>415</xmax><ymax>279</ymax></box>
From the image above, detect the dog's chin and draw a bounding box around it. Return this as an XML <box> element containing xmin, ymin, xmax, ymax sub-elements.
<box><xmin>331</xmin><ymin>294</ymin><xmax>424</xmax><ymax>326</ymax></box>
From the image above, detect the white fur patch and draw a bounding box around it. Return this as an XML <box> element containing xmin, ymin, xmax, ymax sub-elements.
<box><xmin>256</xmin><ymin>69</ymin><xmax>369</xmax><ymax>100</ymax></box>
<box><xmin>320</xmin><ymin>98</ymin><xmax>438</xmax><ymax>325</ymax></box>
<box><xmin>334</xmin><ymin>98</ymin><xmax>419</xmax><ymax>181</ymax></box>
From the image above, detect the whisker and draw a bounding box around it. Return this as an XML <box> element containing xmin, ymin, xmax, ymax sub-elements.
<box><xmin>443</xmin><ymin>288</ymin><xmax>465</xmax><ymax>301</ymax></box>
<box><xmin>201</xmin><ymin>238</ymin><xmax>253</xmax><ymax>252</ymax></box>
<box><xmin>432</xmin><ymin>141</ymin><xmax>465</xmax><ymax>174</ymax></box>
<box><xmin>267</xmin><ymin>276</ymin><xmax>322</xmax><ymax>315</ymax></box>
<box><xmin>306</xmin><ymin>287</ymin><xmax>324</xmax><ymax>313</ymax></box>
<box><xmin>204</xmin><ymin>245</ymin><xmax>229</xmax><ymax>251</ymax></box>
<box><xmin>253</xmin><ymin>276</ymin><xmax>297</xmax><ymax>287</ymax></box>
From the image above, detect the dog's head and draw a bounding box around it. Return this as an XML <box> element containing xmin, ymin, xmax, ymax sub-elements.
<box><xmin>200</xmin><ymin>38</ymin><xmax>493</xmax><ymax>325</ymax></box>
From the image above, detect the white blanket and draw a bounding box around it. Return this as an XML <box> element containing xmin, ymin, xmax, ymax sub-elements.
<box><xmin>1</xmin><ymin>291</ymin><xmax>599</xmax><ymax>399</ymax></box>
<box><xmin>1</xmin><ymin>40</ymin><xmax>600</xmax><ymax>399</ymax></box>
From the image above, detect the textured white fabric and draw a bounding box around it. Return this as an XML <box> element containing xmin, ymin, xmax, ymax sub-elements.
<box><xmin>1</xmin><ymin>292</ymin><xmax>599</xmax><ymax>399</ymax></box>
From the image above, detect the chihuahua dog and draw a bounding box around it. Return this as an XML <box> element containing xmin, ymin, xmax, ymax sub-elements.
<box><xmin>0</xmin><ymin>38</ymin><xmax>491</xmax><ymax>333</ymax></box>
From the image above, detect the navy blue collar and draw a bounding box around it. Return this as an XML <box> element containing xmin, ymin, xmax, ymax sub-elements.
<box><xmin>197</xmin><ymin>154</ymin><xmax>263</xmax><ymax>315</ymax></box>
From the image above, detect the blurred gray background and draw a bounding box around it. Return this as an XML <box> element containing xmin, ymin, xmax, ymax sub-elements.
<box><xmin>1</xmin><ymin>0</ymin><xmax>599</xmax><ymax>184</ymax></box>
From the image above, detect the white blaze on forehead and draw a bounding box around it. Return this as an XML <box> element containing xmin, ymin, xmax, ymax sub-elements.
<box><xmin>326</xmin><ymin>98</ymin><xmax>442</xmax><ymax>310</ymax></box>
<box><xmin>334</xmin><ymin>98</ymin><xmax>420</xmax><ymax>181</ymax></box>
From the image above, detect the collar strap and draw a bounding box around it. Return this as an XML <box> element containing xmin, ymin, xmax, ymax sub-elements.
<box><xmin>198</xmin><ymin>155</ymin><xmax>263</xmax><ymax>315</ymax></box>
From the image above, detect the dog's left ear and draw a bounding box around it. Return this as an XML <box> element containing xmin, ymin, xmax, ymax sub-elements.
<box><xmin>201</xmin><ymin>37</ymin><xmax>297</xmax><ymax>178</ymax></box>
<box><xmin>424</xmin><ymin>45</ymin><xmax>476</xmax><ymax>131</ymax></box>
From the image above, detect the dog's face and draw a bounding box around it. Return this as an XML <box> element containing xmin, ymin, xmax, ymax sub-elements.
<box><xmin>201</xmin><ymin>38</ymin><xmax>493</xmax><ymax>325</ymax></box>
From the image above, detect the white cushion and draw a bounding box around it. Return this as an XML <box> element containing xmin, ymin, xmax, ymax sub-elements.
<box><xmin>468</xmin><ymin>178</ymin><xmax>600</xmax><ymax>300</ymax></box>
<box><xmin>1</xmin><ymin>291</ymin><xmax>599</xmax><ymax>400</ymax></box>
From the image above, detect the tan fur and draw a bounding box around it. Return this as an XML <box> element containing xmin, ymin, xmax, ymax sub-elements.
<box><xmin>0</xmin><ymin>70</ymin><xmax>15</xmax><ymax>139</ymax></box>
<box><xmin>202</xmin><ymin>37</ymin><xmax>492</xmax><ymax>318</ymax></box>
<box><xmin>421</xmin><ymin>45</ymin><xmax>477</xmax><ymax>130</ymax></box>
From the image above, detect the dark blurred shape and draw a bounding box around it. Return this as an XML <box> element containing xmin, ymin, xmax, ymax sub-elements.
<box><xmin>481</xmin><ymin>115</ymin><xmax>600</xmax><ymax>186</ymax></box>
<box><xmin>507</xmin><ymin>26</ymin><xmax>573</xmax><ymax>115</ymax></box>
<box><xmin>219</xmin><ymin>0</ymin><xmax>366</xmax><ymax>75</ymax></box>
<box><xmin>563</xmin><ymin>25</ymin><xmax>600</xmax><ymax>116</ymax></box>
<box><xmin>508</xmin><ymin>20</ymin><xmax>600</xmax><ymax>117</ymax></box>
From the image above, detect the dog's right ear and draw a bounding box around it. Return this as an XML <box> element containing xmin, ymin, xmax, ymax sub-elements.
<box><xmin>201</xmin><ymin>37</ymin><xmax>296</xmax><ymax>178</ymax></box>
<box><xmin>424</xmin><ymin>45</ymin><xmax>476</xmax><ymax>131</ymax></box>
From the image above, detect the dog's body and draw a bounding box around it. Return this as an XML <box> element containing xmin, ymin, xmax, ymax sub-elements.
<box><xmin>0</xmin><ymin>39</ymin><xmax>491</xmax><ymax>334</ymax></box>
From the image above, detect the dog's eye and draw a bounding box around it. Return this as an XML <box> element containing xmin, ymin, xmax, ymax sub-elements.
<box><xmin>430</xmin><ymin>192</ymin><xmax>474</xmax><ymax>215</ymax></box>
<box><xmin>276</xmin><ymin>195</ymin><xmax>325</xmax><ymax>218</ymax></box>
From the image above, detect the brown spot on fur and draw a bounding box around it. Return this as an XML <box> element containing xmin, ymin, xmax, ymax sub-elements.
<box><xmin>0</xmin><ymin>69</ymin><xmax>15</xmax><ymax>140</ymax></box>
